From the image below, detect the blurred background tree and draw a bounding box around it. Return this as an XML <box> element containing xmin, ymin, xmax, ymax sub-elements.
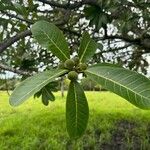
<box><xmin>0</xmin><ymin>0</ymin><xmax>150</xmax><ymax>88</ymax></box>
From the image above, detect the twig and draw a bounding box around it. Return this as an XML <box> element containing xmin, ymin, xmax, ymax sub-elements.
<box><xmin>0</xmin><ymin>63</ymin><xmax>32</xmax><ymax>76</ymax></box>
<box><xmin>0</xmin><ymin>10</ymin><xmax>33</xmax><ymax>24</ymax></box>
<box><xmin>0</xmin><ymin>30</ymin><xmax>32</xmax><ymax>53</ymax></box>
<box><xmin>37</xmin><ymin>0</ymin><xmax>97</xmax><ymax>9</ymax></box>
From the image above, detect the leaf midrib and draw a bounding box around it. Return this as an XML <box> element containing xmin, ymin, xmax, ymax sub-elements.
<box><xmin>12</xmin><ymin>70</ymin><xmax>66</xmax><ymax>105</ymax></box>
<box><xmin>80</xmin><ymin>40</ymin><xmax>91</xmax><ymax>62</ymax></box>
<box><xmin>74</xmin><ymin>83</ymin><xmax>78</xmax><ymax>136</ymax></box>
<box><xmin>86</xmin><ymin>70</ymin><xmax>149</xmax><ymax>101</ymax></box>
<box><xmin>39</xmin><ymin>28</ymin><xmax>69</xmax><ymax>60</ymax></box>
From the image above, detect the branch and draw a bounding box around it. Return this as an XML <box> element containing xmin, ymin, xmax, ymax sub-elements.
<box><xmin>37</xmin><ymin>0</ymin><xmax>150</xmax><ymax>11</ymax></box>
<box><xmin>99</xmin><ymin>35</ymin><xmax>141</xmax><ymax>44</ymax></box>
<box><xmin>0</xmin><ymin>30</ymin><xmax>32</xmax><ymax>53</ymax></box>
<box><xmin>0</xmin><ymin>25</ymin><xmax>80</xmax><ymax>54</ymax></box>
<box><xmin>99</xmin><ymin>35</ymin><xmax>150</xmax><ymax>50</ymax></box>
<box><xmin>0</xmin><ymin>10</ymin><xmax>33</xmax><ymax>24</ymax></box>
<box><xmin>0</xmin><ymin>63</ymin><xmax>32</xmax><ymax>76</ymax></box>
<box><xmin>62</xmin><ymin>28</ymin><xmax>81</xmax><ymax>37</ymax></box>
<box><xmin>37</xmin><ymin>0</ymin><xmax>97</xmax><ymax>9</ymax></box>
<box><xmin>95</xmin><ymin>44</ymin><xmax>132</xmax><ymax>56</ymax></box>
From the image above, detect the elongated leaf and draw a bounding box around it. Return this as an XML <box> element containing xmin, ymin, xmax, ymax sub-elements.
<box><xmin>86</xmin><ymin>63</ymin><xmax>150</xmax><ymax>109</ymax></box>
<box><xmin>78</xmin><ymin>32</ymin><xmax>97</xmax><ymax>63</ymax></box>
<box><xmin>10</xmin><ymin>69</ymin><xmax>67</xmax><ymax>106</ymax></box>
<box><xmin>66</xmin><ymin>81</ymin><xmax>89</xmax><ymax>139</ymax></box>
<box><xmin>31</xmin><ymin>21</ymin><xmax>70</xmax><ymax>61</ymax></box>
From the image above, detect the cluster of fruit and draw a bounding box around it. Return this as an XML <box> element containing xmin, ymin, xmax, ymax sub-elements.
<box><xmin>59</xmin><ymin>57</ymin><xmax>87</xmax><ymax>81</ymax></box>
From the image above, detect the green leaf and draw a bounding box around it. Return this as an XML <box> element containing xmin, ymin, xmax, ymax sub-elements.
<box><xmin>45</xmin><ymin>81</ymin><xmax>59</xmax><ymax>92</ymax></box>
<box><xmin>9</xmin><ymin>69</ymin><xmax>67</xmax><ymax>106</ymax></box>
<box><xmin>34</xmin><ymin>81</ymin><xmax>58</xmax><ymax>105</ymax></box>
<box><xmin>31</xmin><ymin>20</ymin><xmax>70</xmax><ymax>62</ymax></box>
<box><xmin>66</xmin><ymin>81</ymin><xmax>89</xmax><ymax>139</ymax></box>
<box><xmin>13</xmin><ymin>3</ymin><xmax>28</xmax><ymax>17</ymax></box>
<box><xmin>84</xmin><ymin>5</ymin><xmax>110</xmax><ymax>30</ymax></box>
<box><xmin>34</xmin><ymin>90</ymin><xmax>41</xmax><ymax>98</ymax></box>
<box><xmin>42</xmin><ymin>88</ymin><xmax>55</xmax><ymax>106</ymax></box>
<box><xmin>42</xmin><ymin>87</ymin><xmax>55</xmax><ymax>101</ymax></box>
<box><xmin>78</xmin><ymin>32</ymin><xmax>98</xmax><ymax>63</ymax></box>
<box><xmin>86</xmin><ymin>63</ymin><xmax>150</xmax><ymax>109</ymax></box>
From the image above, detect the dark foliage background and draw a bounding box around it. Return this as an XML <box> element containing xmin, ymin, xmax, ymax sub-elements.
<box><xmin>0</xmin><ymin>0</ymin><xmax>150</xmax><ymax>77</ymax></box>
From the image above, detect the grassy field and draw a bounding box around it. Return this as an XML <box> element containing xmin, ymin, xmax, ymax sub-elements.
<box><xmin>0</xmin><ymin>91</ymin><xmax>150</xmax><ymax>150</ymax></box>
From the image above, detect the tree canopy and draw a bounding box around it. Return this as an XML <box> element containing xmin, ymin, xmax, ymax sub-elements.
<box><xmin>0</xmin><ymin>0</ymin><xmax>150</xmax><ymax>77</ymax></box>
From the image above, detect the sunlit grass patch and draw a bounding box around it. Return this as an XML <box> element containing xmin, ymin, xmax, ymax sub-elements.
<box><xmin>0</xmin><ymin>91</ymin><xmax>150</xmax><ymax>149</ymax></box>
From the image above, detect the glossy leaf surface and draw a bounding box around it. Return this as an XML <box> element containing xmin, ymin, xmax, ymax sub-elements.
<box><xmin>10</xmin><ymin>69</ymin><xmax>67</xmax><ymax>106</ymax></box>
<box><xmin>86</xmin><ymin>63</ymin><xmax>150</xmax><ymax>109</ymax></box>
<box><xmin>31</xmin><ymin>20</ymin><xmax>70</xmax><ymax>61</ymax></box>
<box><xmin>78</xmin><ymin>32</ymin><xmax>97</xmax><ymax>63</ymax></box>
<box><xmin>66</xmin><ymin>81</ymin><xmax>89</xmax><ymax>139</ymax></box>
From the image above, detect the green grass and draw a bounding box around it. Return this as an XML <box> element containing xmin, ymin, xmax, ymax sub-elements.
<box><xmin>0</xmin><ymin>91</ymin><xmax>150</xmax><ymax>150</ymax></box>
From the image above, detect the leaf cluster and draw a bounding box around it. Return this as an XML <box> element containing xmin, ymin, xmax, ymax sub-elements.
<box><xmin>34</xmin><ymin>81</ymin><xmax>58</xmax><ymax>106</ymax></box>
<box><xmin>9</xmin><ymin>21</ymin><xmax>150</xmax><ymax>139</ymax></box>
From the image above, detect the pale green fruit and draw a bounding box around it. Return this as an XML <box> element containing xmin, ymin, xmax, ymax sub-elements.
<box><xmin>68</xmin><ymin>71</ymin><xmax>78</xmax><ymax>81</ymax></box>
<box><xmin>79</xmin><ymin>63</ymin><xmax>88</xmax><ymax>71</ymax></box>
<box><xmin>64</xmin><ymin>59</ymin><xmax>75</xmax><ymax>70</ymax></box>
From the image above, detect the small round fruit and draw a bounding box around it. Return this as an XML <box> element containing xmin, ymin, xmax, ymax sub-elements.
<box><xmin>73</xmin><ymin>57</ymin><xmax>80</xmax><ymax>66</ymax></box>
<box><xmin>64</xmin><ymin>59</ymin><xmax>75</xmax><ymax>70</ymax></box>
<box><xmin>79</xmin><ymin>63</ymin><xmax>88</xmax><ymax>71</ymax></box>
<box><xmin>68</xmin><ymin>71</ymin><xmax>78</xmax><ymax>81</ymax></box>
<box><xmin>58</xmin><ymin>62</ymin><xmax>65</xmax><ymax>69</ymax></box>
